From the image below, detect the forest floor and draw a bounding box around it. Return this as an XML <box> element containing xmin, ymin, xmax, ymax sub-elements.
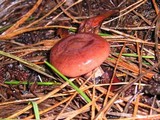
<box><xmin>0</xmin><ymin>0</ymin><xmax>160</xmax><ymax>119</ymax></box>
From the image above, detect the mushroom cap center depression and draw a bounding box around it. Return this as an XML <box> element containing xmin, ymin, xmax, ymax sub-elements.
<box><xmin>50</xmin><ymin>33</ymin><xmax>110</xmax><ymax>77</ymax></box>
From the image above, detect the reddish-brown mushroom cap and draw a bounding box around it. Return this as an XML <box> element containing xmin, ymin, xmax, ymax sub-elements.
<box><xmin>50</xmin><ymin>33</ymin><xmax>110</xmax><ymax>77</ymax></box>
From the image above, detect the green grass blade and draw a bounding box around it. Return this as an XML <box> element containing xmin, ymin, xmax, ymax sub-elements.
<box><xmin>44</xmin><ymin>61</ymin><xmax>91</xmax><ymax>103</ymax></box>
<box><xmin>121</xmin><ymin>53</ymin><xmax>155</xmax><ymax>59</ymax></box>
<box><xmin>31</xmin><ymin>102</ymin><xmax>40</xmax><ymax>120</ymax></box>
<box><xmin>5</xmin><ymin>80</ymin><xmax>60</xmax><ymax>86</ymax></box>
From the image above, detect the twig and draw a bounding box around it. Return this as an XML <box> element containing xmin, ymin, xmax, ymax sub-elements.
<box><xmin>102</xmin><ymin>0</ymin><xmax>147</xmax><ymax>25</ymax></box>
<box><xmin>3</xmin><ymin>0</ymin><xmax>42</xmax><ymax>34</ymax></box>
<box><xmin>94</xmin><ymin>61</ymin><xmax>160</xmax><ymax>119</ymax></box>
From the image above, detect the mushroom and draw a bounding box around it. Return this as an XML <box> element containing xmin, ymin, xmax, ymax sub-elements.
<box><xmin>50</xmin><ymin>10</ymin><xmax>118</xmax><ymax>78</ymax></box>
<box><xmin>50</xmin><ymin>33</ymin><xmax>110</xmax><ymax>77</ymax></box>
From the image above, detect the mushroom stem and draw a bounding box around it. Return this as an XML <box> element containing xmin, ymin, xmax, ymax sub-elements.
<box><xmin>84</xmin><ymin>66</ymin><xmax>104</xmax><ymax>84</ymax></box>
